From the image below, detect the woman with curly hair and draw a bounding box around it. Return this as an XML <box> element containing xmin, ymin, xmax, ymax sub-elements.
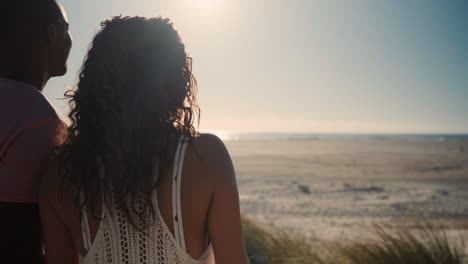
<box><xmin>39</xmin><ymin>16</ymin><xmax>249</xmax><ymax>264</ymax></box>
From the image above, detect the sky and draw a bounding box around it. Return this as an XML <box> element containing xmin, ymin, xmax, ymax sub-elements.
<box><xmin>44</xmin><ymin>0</ymin><xmax>468</xmax><ymax>134</ymax></box>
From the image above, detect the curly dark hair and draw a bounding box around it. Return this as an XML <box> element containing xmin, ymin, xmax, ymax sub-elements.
<box><xmin>60</xmin><ymin>16</ymin><xmax>199</xmax><ymax>230</ymax></box>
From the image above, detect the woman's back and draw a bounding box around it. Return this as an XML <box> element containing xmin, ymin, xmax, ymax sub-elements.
<box><xmin>80</xmin><ymin>135</ymin><xmax>213</xmax><ymax>264</ymax></box>
<box><xmin>40</xmin><ymin>133</ymin><xmax>248</xmax><ymax>263</ymax></box>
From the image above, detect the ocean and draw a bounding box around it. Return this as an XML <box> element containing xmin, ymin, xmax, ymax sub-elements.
<box><xmin>219</xmin><ymin>132</ymin><xmax>468</xmax><ymax>245</ymax></box>
<box><xmin>214</xmin><ymin>132</ymin><xmax>468</xmax><ymax>142</ymax></box>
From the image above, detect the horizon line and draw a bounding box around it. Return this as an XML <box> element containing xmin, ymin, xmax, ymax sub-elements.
<box><xmin>199</xmin><ymin>130</ymin><xmax>468</xmax><ymax>136</ymax></box>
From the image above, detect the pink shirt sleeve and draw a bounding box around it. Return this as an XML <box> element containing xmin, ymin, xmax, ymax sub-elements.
<box><xmin>0</xmin><ymin>118</ymin><xmax>66</xmax><ymax>203</ymax></box>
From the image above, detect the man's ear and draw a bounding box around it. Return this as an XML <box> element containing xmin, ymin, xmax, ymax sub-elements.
<box><xmin>47</xmin><ymin>24</ymin><xmax>58</xmax><ymax>47</ymax></box>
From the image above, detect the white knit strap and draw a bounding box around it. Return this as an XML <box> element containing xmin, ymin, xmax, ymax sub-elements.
<box><xmin>172</xmin><ymin>135</ymin><xmax>183</xmax><ymax>249</ymax></box>
<box><xmin>172</xmin><ymin>135</ymin><xmax>189</xmax><ymax>251</ymax></box>
<box><xmin>81</xmin><ymin>162</ymin><xmax>105</xmax><ymax>254</ymax></box>
<box><xmin>177</xmin><ymin>138</ymin><xmax>189</xmax><ymax>250</ymax></box>
<box><xmin>80</xmin><ymin>190</ymin><xmax>92</xmax><ymax>253</ymax></box>
<box><xmin>152</xmin><ymin>157</ymin><xmax>160</xmax><ymax>186</ymax></box>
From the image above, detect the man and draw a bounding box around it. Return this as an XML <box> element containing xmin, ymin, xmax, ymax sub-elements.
<box><xmin>0</xmin><ymin>0</ymin><xmax>72</xmax><ymax>263</ymax></box>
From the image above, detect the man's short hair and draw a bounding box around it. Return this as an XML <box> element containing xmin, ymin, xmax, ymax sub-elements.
<box><xmin>1</xmin><ymin>0</ymin><xmax>63</xmax><ymax>41</ymax></box>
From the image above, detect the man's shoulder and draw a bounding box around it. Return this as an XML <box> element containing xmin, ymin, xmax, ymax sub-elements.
<box><xmin>12</xmin><ymin>92</ymin><xmax>65</xmax><ymax>141</ymax></box>
<box><xmin>21</xmin><ymin>88</ymin><xmax>60</xmax><ymax>121</ymax></box>
<box><xmin>1</xmin><ymin>79</ymin><xmax>59</xmax><ymax>120</ymax></box>
<box><xmin>12</xmin><ymin>95</ymin><xmax>64</xmax><ymax>136</ymax></box>
<box><xmin>0</xmin><ymin>79</ymin><xmax>66</xmax><ymax>143</ymax></box>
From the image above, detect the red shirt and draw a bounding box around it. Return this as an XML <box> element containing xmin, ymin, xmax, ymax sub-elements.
<box><xmin>0</xmin><ymin>77</ymin><xmax>66</xmax><ymax>203</ymax></box>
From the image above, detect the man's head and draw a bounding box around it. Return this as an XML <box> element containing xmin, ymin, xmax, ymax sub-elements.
<box><xmin>1</xmin><ymin>0</ymin><xmax>72</xmax><ymax>86</ymax></box>
<box><xmin>42</xmin><ymin>0</ymin><xmax>72</xmax><ymax>77</ymax></box>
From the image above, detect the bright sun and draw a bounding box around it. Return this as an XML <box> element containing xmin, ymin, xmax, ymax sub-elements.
<box><xmin>176</xmin><ymin>0</ymin><xmax>228</xmax><ymax>25</ymax></box>
<box><xmin>188</xmin><ymin>0</ymin><xmax>219</xmax><ymax>11</ymax></box>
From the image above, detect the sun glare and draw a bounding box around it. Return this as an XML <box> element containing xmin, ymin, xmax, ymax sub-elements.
<box><xmin>174</xmin><ymin>0</ymin><xmax>229</xmax><ymax>28</ymax></box>
<box><xmin>183</xmin><ymin>0</ymin><xmax>226</xmax><ymax>15</ymax></box>
<box><xmin>191</xmin><ymin>0</ymin><xmax>218</xmax><ymax>10</ymax></box>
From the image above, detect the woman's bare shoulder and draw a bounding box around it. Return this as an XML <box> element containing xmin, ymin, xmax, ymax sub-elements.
<box><xmin>191</xmin><ymin>133</ymin><xmax>226</xmax><ymax>152</ymax></box>
<box><xmin>189</xmin><ymin>133</ymin><xmax>236</xmax><ymax>186</ymax></box>
<box><xmin>191</xmin><ymin>133</ymin><xmax>229</xmax><ymax>164</ymax></box>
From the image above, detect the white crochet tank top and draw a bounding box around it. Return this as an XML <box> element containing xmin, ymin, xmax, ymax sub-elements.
<box><xmin>80</xmin><ymin>135</ymin><xmax>215</xmax><ymax>264</ymax></box>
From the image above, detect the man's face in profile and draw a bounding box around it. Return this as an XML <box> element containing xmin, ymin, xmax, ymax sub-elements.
<box><xmin>48</xmin><ymin>1</ymin><xmax>72</xmax><ymax>77</ymax></box>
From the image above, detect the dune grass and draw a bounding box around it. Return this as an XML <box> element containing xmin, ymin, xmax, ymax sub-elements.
<box><xmin>337</xmin><ymin>222</ymin><xmax>466</xmax><ymax>264</ymax></box>
<box><xmin>242</xmin><ymin>216</ymin><xmax>325</xmax><ymax>264</ymax></box>
<box><xmin>242</xmin><ymin>216</ymin><xmax>466</xmax><ymax>264</ymax></box>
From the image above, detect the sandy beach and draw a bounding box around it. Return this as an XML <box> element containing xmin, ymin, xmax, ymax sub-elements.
<box><xmin>225</xmin><ymin>136</ymin><xmax>468</xmax><ymax>248</ymax></box>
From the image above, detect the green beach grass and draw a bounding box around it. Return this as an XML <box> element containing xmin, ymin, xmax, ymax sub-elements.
<box><xmin>242</xmin><ymin>216</ymin><xmax>466</xmax><ymax>264</ymax></box>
